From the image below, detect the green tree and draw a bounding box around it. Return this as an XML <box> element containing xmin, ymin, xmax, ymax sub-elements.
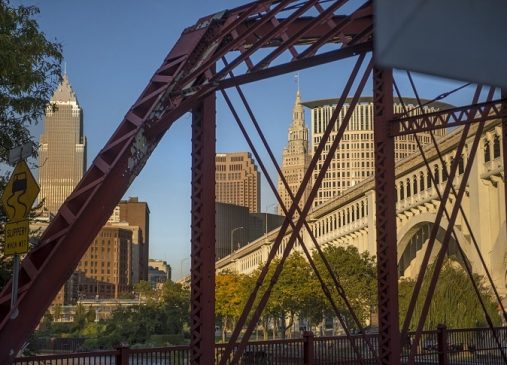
<box><xmin>313</xmin><ymin>245</ymin><xmax>377</xmax><ymax>330</ymax></box>
<box><xmin>240</xmin><ymin>252</ymin><xmax>326</xmax><ymax>339</ymax></box>
<box><xmin>0</xmin><ymin>0</ymin><xmax>62</xmax><ymax>160</ymax></box>
<box><xmin>241</xmin><ymin>265</ymin><xmax>276</xmax><ymax>340</ymax></box>
<box><xmin>134</xmin><ymin>280</ymin><xmax>155</xmax><ymax>301</ymax></box>
<box><xmin>399</xmin><ymin>258</ymin><xmax>501</xmax><ymax>330</ymax></box>
<box><xmin>52</xmin><ymin>304</ymin><xmax>62</xmax><ymax>322</ymax></box>
<box><xmin>72</xmin><ymin>304</ymin><xmax>95</xmax><ymax>334</ymax></box>
<box><xmin>216</xmin><ymin>270</ymin><xmax>245</xmax><ymax>342</ymax></box>
<box><xmin>0</xmin><ymin>0</ymin><xmax>62</xmax><ymax>290</ymax></box>
<box><xmin>269</xmin><ymin>252</ymin><xmax>314</xmax><ymax>338</ymax></box>
<box><xmin>160</xmin><ymin>281</ymin><xmax>190</xmax><ymax>335</ymax></box>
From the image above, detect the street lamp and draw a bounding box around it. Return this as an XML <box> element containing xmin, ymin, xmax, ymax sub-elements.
<box><xmin>230</xmin><ymin>226</ymin><xmax>244</xmax><ymax>254</ymax></box>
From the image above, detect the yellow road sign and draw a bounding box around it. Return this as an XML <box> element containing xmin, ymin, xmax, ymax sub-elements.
<box><xmin>4</xmin><ymin>219</ymin><xmax>29</xmax><ymax>255</ymax></box>
<box><xmin>1</xmin><ymin>160</ymin><xmax>39</xmax><ymax>221</ymax></box>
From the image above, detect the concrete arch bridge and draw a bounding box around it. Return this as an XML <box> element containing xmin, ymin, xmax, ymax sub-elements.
<box><xmin>218</xmin><ymin>120</ymin><xmax>507</xmax><ymax>299</ymax></box>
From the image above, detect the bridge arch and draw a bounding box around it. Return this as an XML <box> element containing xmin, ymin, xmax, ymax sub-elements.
<box><xmin>396</xmin><ymin>212</ymin><xmax>477</xmax><ymax>278</ymax></box>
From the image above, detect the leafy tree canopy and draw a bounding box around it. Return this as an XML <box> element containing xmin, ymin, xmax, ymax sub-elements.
<box><xmin>399</xmin><ymin>258</ymin><xmax>501</xmax><ymax>330</ymax></box>
<box><xmin>0</xmin><ymin>0</ymin><xmax>62</xmax><ymax>161</ymax></box>
<box><xmin>313</xmin><ymin>245</ymin><xmax>377</xmax><ymax>328</ymax></box>
<box><xmin>133</xmin><ymin>280</ymin><xmax>155</xmax><ymax>301</ymax></box>
<box><xmin>0</xmin><ymin>0</ymin><xmax>62</xmax><ymax>290</ymax></box>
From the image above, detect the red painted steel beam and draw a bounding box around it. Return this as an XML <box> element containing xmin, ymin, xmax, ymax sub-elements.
<box><xmin>0</xmin><ymin>1</ymin><xmax>376</xmax><ymax>362</ymax></box>
<box><xmin>222</xmin><ymin>59</ymin><xmax>373</xmax><ymax>365</ymax></box>
<box><xmin>406</xmin><ymin>118</ymin><xmax>486</xmax><ymax>365</ymax></box>
<box><xmin>394</xmin><ymin>80</ymin><xmax>507</xmax><ymax>323</ymax></box>
<box><xmin>0</xmin><ymin>12</ymin><xmax>227</xmax><ymax>364</ymax></box>
<box><xmin>221</xmin><ymin>56</ymin><xmax>368</xmax><ymax>363</ymax></box>
<box><xmin>389</xmin><ymin>98</ymin><xmax>507</xmax><ymax>136</ymax></box>
<box><xmin>190</xmin><ymin>94</ymin><xmax>216</xmax><ymax>365</ymax></box>
<box><xmin>217</xmin><ymin>40</ymin><xmax>372</xmax><ymax>90</ymax></box>
<box><xmin>221</xmin><ymin>63</ymin><xmax>378</xmax><ymax>361</ymax></box>
<box><xmin>400</xmin><ymin>87</ymin><xmax>484</xmax><ymax>339</ymax></box>
<box><xmin>235</xmin><ymin>13</ymin><xmax>372</xmax><ymax>49</ymax></box>
<box><xmin>372</xmin><ymin>66</ymin><xmax>400</xmax><ymax>365</ymax></box>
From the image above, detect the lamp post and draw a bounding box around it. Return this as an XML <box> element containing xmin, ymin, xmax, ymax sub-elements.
<box><xmin>230</xmin><ymin>226</ymin><xmax>244</xmax><ymax>255</ymax></box>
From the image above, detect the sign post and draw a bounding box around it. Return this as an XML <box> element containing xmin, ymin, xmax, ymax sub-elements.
<box><xmin>1</xmin><ymin>155</ymin><xmax>39</xmax><ymax>319</ymax></box>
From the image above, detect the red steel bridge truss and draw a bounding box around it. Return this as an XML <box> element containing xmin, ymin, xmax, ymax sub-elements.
<box><xmin>1</xmin><ymin>0</ymin><xmax>506</xmax><ymax>364</ymax></box>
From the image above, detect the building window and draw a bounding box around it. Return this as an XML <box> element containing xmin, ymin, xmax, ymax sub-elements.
<box><xmin>458</xmin><ymin>155</ymin><xmax>465</xmax><ymax>175</ymax></box>
<box><xmin>493</xmin><ymin>135</ymin><xmax>501</xmax><ymax>159</ymax></box>
<box><xmin>484</xmin><ymin>139</ymin><xmax>491</xmax><ymax>163</ymax></box>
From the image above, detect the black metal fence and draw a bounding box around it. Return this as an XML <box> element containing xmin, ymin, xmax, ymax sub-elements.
<box><xmin>14</xmin><ymin>326</ymin><xmax>507</xmax><ymax>365</ymax></box>
<box><xmin>402</xmin><ymin>326</ymin><xmax>507</xmax><ymax>365</ymax></box>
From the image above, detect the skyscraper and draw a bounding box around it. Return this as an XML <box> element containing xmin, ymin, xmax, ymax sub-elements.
<box><xmin>303</xmin><ymin>97</ymin><xmax>448</xmax><ymax>207</ymax></box>
<box><xmin>39</xmin><ymin>74</ymin><xmax>87</xmax><ymax>215</ymax></box>
<box><xmin>215</xmin><ymin>152</ymin><xmax>260</xmax><ymax>213</ymax></box>
<box><xmin>277</xmin><ymin>90</ymin><xmax>312</xmax><ymax>216</ymax></box>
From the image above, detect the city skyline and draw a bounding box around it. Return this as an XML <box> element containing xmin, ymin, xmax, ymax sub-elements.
<box><xmin>19</xmin><ymin>0</ymin><xmax>482</xmax><ymax>280</ymax></box>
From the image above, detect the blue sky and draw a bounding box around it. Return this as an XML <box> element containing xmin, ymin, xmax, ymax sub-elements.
<box><xmin>16</xmin><ymin>0</ymin><xmax>479</xmax><ymax>279</ymax></box>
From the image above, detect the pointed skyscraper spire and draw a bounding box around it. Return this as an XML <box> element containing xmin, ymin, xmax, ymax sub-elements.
<box><xmin>292</xmin><ymin>88</ymin><xmax>305</xmax><ymax>127</ymax></box>
<box><xmin>51</xmin><ymin>73</ymin><xmax>78</xmax><ymax>104</ymax></box>
<box><xmin>278</xmin><ymin>80</ymin><xmax>311</xmax><ymax>216</ymax></box>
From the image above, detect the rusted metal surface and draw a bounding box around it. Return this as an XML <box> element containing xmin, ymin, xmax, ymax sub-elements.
<box><xmin>401</xmin><ymin>75</ymin><xmax>507</xmax><ymax>322</ymax></box>
<box><xmin>390</xmin><ymin>98</ymin><xmax>507</xmax><ymax>136</ymax></box>
<box><xmin>400</xmin><ymin>86</ymin><xmax>484</xmax><ymax>340</ymax></box>
<box><xmin>14</xmin><ymin>327</ymin><xmax>507</xmax><ymax>364</ymax></box>
<box><xmin>221</xmin><ymin>53</ymin><xmax>378</xmax><ymax>364</ymax></box>
<box><xmin>0</xmin><ymin>2</ymin><xmax>374</xmax><ymax>362</ymax></box>
<box><xmin>0</xmin><ymin>13</ymin><xmax>223</xmax><ymax>364</ymax></box>
<box><xmin>0</xmin><ymin>0</ymin><xmax>505</xmax><ymax>363</ymax></box>
<box><xmin>405</xmin><ymin>88</ymin><xmax>495</xmax><ymax>364</ymax></box>
<box><xmin>190</xmin><ymin>94</ymin><xmax>216</xmax><ymax>364</ymax></box>
<box><xmin>394</xmin><ymin>82</ymin><xmax>507</xmax><ymax>363</ymax></box>
<box><xmin>372</xmin><ymin>66</ymin><xmax>400</xmax><ymax>365</ymax></box>
<box><xmin>220</xmin><ymin>59</ymin><xmax>373</xmax><ymax>365</ymax></box>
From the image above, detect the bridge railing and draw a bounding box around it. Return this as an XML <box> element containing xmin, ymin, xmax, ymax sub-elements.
<box><xmin>401</xmin><ymin>325</ymin><xmax>507</xmax><ymax>365</ymax></box>
<box><xmin>215</xmin><ymin>336</ymin><xmax>305</xmax><ymax>364</ymax></box>
<box><xmin>14</xmin><ymin>326</ymin><xmax>507</xmax><ymax>365</ymax></box>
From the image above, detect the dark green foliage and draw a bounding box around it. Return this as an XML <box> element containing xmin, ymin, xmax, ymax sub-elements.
<box><xmin>96</xmin><ymin>282</ymin><xmax>189</xmax><ymax>347</ymax></box>
<box><xmin>32</xmin><ymin>281</ymin><xmax>191</xmax><ymax>350</ymax></box>
<box><xmin>313</xmin><ymin>245</ymin><xmax>377</xmax><ymax>329</ymax></box>
<box><xmin>0</xmin><ymin>0</ymin><xmax>62</xmax><ymax>160</ymax></box>
<box><xmin>0</xmin><ymin>0</ymin><xmax>62</xmax><ymax>289</ymax></box>
<box><xmin>399</xmin><ymin>259</ymin><xmax>501</xmax><ymax>330</ymax></box>
<box><xmin>239</xmin><ymin>247</ymin><xmax>377</xmax><ymax>338</ymax></box>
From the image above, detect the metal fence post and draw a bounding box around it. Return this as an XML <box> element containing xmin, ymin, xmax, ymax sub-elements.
<box><xmin>437</xmin><ymin>324</ymin><xmax>448</xmax><ymax>365</ymax></box>
<box><xmin>303</xmin><ymin>331</ymin><xmax>314</xmax><ymax>365</ymax></box>
<box><xmin>116</xmin><ymin>346</ymin><xmax>129</xmax><ymax>365</ymax></box>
